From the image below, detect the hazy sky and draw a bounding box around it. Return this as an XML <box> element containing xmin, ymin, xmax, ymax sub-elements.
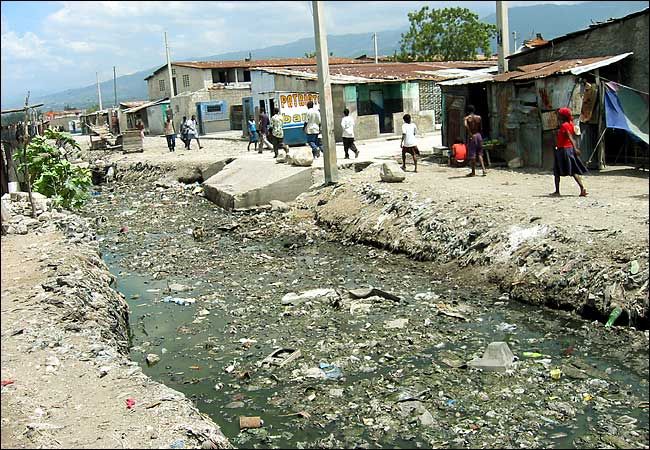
<box><xmin>0</xmin><ymin>0</ymin><xmax>599</xmax><ymax>101</ymax></box>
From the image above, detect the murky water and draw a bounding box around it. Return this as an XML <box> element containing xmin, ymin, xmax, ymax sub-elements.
<box><xmin>84</xmin><ymin>182</ymin><xmax>649</xmax><ymax>449</ymax></box>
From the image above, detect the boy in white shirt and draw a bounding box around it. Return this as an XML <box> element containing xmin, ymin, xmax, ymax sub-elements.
<box><xmin>340</xmin><ymin>108</ymin><xmax>359</xmax><ymax>159</ymax></box>
<box><xmin>400</xmin><ymin>114</ymin><xmax>419</xmax><ymax>172</ymax></box>
<box><xmin>304</xmin><ymin>101</ymin><xmax>323</xmax><ymax>158</ymax></box>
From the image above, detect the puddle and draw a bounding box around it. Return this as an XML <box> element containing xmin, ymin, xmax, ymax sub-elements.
<box><xmin>84</xmin><ymin>182</ymin><xmax>649</xmax><ymax>449</ymax></box>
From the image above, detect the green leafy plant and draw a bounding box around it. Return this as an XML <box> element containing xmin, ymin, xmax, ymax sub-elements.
<box><xmin>13</xmin><ymin>128</ymin><xmax>92</xmax><ymax>209</ymax></box>
<box><xmin>399</xmin><ymin>7</ymin><xmax>497</xmax><ymax>61</ymax></box>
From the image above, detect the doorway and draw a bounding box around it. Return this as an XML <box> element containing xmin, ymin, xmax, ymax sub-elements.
<box><xmin>370</xmin><ymin>90</ymin><xmax>386</xmax><ymax>133</ymax></box>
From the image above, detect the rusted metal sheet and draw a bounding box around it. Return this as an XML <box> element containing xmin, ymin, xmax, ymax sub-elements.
<box><xmin>541</xmin><ymin>111</ymin><xmax>559</xmax><ymax>130</ymax></box>
<box><xmin>493</xmin><ymin>54</ymin><xmax>632</xmax><ymax>82</ymax></box>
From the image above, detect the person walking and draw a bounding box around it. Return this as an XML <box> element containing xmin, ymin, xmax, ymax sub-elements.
<box><xmin>464</xmin><ymin>105</ymin><xmax>487</xmax><ymax>177</ymax></box>
<box><xmin>304</xmin><ymin>101</ymin><xmax>322</xmax><ymax>158</ymax></box>
<box><xmin>164</xmin><ymin>116</ymin><xmax>176</xmax><ymax>152</ymax></box>
<box><xmin>180</xmin><ymin>115</ymin><xmax>189</xmax><ymax>149</ymax></box>
<box><xmin>270</xmin><ymin>107</ymin><xmax>285</xmax><ymax>158</ymax></box>
<box><xmin>257</xmin><ymin>108</ymin><xmax>273</xmax><ymax>153</ymax></box>
<box><xmin>400</xmin><ymin>114</ymin><xmax>419</xmax><ymax>172</ymax></box>
<box><xmin>247</xmin><ymin>117</ymin><xmax>258</xmax><ymax>152</ymax></box>
<box><xmin>341</xmin><ymin>108</ymin><xmax>359</xmax><ymax>159</ymax></box>
<box><xmin>136</xmin><ymin>120</ymin><xmax>145</xmax><ymax>149</ymax></box>
<box><xmin>185</xmin><ymin>115</ymin><xmax>203</xmax><ymax>150</ymax></box>
<box><xmin>550</xmin><ymin>107</ymin><xmax>588</xmax><ymax>197</ymax></box>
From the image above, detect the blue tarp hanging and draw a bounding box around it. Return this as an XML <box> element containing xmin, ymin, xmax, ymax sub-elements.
<box><xmin>604</xmin><ymin>81</ymin><xmax>649</xmax><ymax>144</ymax></box>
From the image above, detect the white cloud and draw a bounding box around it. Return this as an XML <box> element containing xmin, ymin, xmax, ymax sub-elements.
<box><xmin>67</xmin><ymin>41</ymin><xmax>96</xmax><ymax>53</ymax></box>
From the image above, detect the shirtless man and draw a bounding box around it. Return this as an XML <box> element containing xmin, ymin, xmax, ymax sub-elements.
<box><xmin>464</xmin><ymin>105</ymin><xmax>487</xmax><ymax>177</ymax></box>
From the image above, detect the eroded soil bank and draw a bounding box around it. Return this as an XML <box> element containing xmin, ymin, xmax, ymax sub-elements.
<box><xmin>0</xmin><ymin>194</ymin><xmax>230</xmax><ymax>449</ymax></box>
<box><xmin>297</xmin><ymin>164</ymin><xmax>649</xmax><ymax>329</ymax></box>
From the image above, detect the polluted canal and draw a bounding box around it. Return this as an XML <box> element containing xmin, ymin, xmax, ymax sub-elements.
<box><xmin>81</xmin><ymin>178</ymin><xmax>649</xmax><ymax>449</ymax></box>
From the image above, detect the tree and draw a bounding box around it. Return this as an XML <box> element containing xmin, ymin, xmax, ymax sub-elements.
<box><xmin>399</xmin><ymin>7</ymin><xmax>496</xmax><ymax>61</ymax></box>
<box><xmin>13</xmin><ymin>128</ymin><xmax>92</xmax><ymax>209</ymax></box>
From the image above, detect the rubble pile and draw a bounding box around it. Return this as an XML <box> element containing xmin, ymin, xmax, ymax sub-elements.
<box><xmin>300</xmin><ymin>182</ymin><xmax>649</xmax><ymax>327</ymax></box>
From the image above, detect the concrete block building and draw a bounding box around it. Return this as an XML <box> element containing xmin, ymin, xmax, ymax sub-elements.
<box><xmin>250</xmin><ymin>61</ymin><xmax>494</xmax><ymax>144</ymax></box>
<box><xmin>143</xmin><ymin>58</ymin><xmax>366</xmax><ymax>135</ymax></box>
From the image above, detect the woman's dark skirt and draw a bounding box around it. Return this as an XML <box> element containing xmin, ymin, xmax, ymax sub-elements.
<box><xmin>553</xmin><ymin>146</ymin><xmax>587</xmax><ymax>177</ymax></box>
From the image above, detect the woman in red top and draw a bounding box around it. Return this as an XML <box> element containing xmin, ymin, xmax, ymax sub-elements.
<box><xmin>551</xmin><ymin>107</ymin><xmax>588</xmax><ymax>197</ymax></box>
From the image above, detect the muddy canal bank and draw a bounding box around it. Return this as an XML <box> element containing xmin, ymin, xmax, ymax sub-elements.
<box><xmin>1</xmin><ymin>194</ymin><xmax>230</xmax><ymax>449</ymax></box>
<box><xmin>299</xmin><ymin>174</ymin><xmax>649</xmax><ymax>329</ymax></box>
<box><xmin>81</xmin><ymin>177</ymin><xmax>649</xmax><ymax>449</ymax></box>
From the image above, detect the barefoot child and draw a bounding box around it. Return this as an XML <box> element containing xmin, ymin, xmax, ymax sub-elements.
<box><xmin>550</xmin><ymin>107</ymin><xmax>588</xmax><ymax>197</ymax></box>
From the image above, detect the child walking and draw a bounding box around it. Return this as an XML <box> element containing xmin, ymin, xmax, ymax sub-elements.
<box><xmin>247</xmin><ymin>118</ymin><xmax>258</xmax><ymax>152</ymax></box>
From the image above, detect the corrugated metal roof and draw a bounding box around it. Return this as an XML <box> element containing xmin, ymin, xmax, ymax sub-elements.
<box><xmin>438</xmin><ymin>72</ymin><xmax>497</xmax><ymax>86</ymax></box>
<box><xmin>493</xmin><ymin>53</ymin><xmax>632</xmax><ymax>82</ymax></box>
<box><xmin>122</xmin><ymin>98</ymin><xmax>169</xmax><ymax>114</ymax></box>
<box><xmin>254</xmin><ymin>61</ymin><xmax>496</xmax><ymax>84</ymax></box>
<box><xmin>119</xmin><ymin>100</ymin><xmax>149</xmax><ymax>108</ymax></box>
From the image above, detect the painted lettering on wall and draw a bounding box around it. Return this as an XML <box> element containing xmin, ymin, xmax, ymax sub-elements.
<box><xmin>278</xmin><ymin>92</ymin><xmax>320</xmax><ymax>125</ymax></box>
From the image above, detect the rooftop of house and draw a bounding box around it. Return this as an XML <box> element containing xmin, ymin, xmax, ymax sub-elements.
<box><xmin>508</xmin><ymin>7</ymin><xmax>648</xmax><ymax>59</ymax></box>
<box><xmin>144</xmin><ymin>57</ymin><xmax>370</xmax><ymax>80</ymax></box>
<box><xmin>253</xmin><ymin>61</ymin><xmax>497</xmax><ymax>84</ymax></box>
<box><xmin>440</xmin><ymin>53</ymin><xmax>632</xmax><ymax>86</ymax></box>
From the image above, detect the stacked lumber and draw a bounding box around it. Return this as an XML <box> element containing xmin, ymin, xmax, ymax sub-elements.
<box><xmin>122</xmin><ymin>130</ymin><xmax>143</xmax><ymax>153</ymax></box>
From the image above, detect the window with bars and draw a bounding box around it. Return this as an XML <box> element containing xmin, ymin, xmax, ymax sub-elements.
<box><xmin>182</xmin><ymin>74</ymin><xmax>190</xmax><ymax>88</ymax></box>
<box><xmin>159</xmin><ymin>79</ymin><xmax>166</xmax><ymax>92</ymax></box>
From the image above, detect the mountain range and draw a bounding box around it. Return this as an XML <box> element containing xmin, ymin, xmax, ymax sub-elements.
<box><xmin>4</xmin><ymin>1</ymin><xmax>646</xmax><ymax>111</ymax></box>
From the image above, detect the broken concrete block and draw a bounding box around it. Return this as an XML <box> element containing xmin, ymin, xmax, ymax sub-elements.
<box><xmin>270</xmin><ymin>200</ymin><xmax>290</xmax><ymax>212</ymax></box>
<box><xmin>276</xmin><ymin>149</ymin><xmax>287</xmax><ymax>163</ymax></box>
<box><xmin>288</xmin><ymin>148</ymin><xmax>314</xmax><ymax>167</ymax></box>
<box><xmin>468</xmin><ymin>342</ymin><xmax>515</xmax><ymax>372</ymax></box>
<box><xmin>380</xmin><ymin>162</ymin><xmax>406</xmax><ymax>183</ymax></box>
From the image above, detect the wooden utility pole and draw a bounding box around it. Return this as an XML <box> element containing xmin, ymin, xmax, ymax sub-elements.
<box><xmin>96</xmin><ymin>72</ymin><xmax>103</xmax><ymax>111</ymax></box>
<box><xmin>113</xmin><ymin>66</ymin><xmax>118</xmax><ymax>107</ymax></box>
<box><xmin>373</xmin><ymin>32</ymin><xmax>378</xmax><ymax>64</ymax></box>
<box><xmin>312</xmin><ymin>1</ymin><xmax>338</xmax><ymax>184</ymax></box>
<box><xmin>165</xmin><ymin>32</ymin><xmax>174</xmax><ymax>100</ymax></box>
<box><xmin>496</xmin><ymin>1</ymin><xmax>510</xmax><ymax>73</ymax></box>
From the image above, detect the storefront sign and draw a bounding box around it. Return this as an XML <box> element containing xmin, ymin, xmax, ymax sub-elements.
<box><xmin>279</xmin><ymin>92</ymin><xmax>320</xmax><ymax>125</ymax></box>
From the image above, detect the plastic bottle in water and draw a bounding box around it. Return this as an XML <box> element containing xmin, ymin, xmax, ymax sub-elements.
<box><xmin>605</xmin><ymin>306</ymin><xmax>622</xmax><ymax>327</ymax></box>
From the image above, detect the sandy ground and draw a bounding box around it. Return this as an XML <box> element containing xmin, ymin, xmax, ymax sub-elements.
<box><xmin>74</xmin><ymin>131</ymin><xmax>443</xmax><ymax>172</ymax></box>
<box><xmin>337</xmin><ymin>159</ymin><xmax>650</xmax><ymax>246</ymax></box>
<box><xmin>1</xmin><ymin>231</ymin><xmax>230</xmax><ymax>449</ymax></box>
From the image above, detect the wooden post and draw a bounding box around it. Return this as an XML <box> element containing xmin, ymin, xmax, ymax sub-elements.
<box><xmin>22</xmin><ymin>92</ymin><xmax>36</xmax><ymax>218</ymax></box>
<box><xmin>595</xmin><ymin>69</ymin><xmax>606</xmax><ymax>169</ymax></box>
<box><xmin>312</xmin><ymin>0</ymin><xmax>338</xmax><ymax>184</ymax></box>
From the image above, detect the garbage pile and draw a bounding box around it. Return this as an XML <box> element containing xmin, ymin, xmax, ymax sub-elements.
<box><xmin>81</xmin><ymin>177</ymin><xmax>649</xmax><ymax>449</ymax></box>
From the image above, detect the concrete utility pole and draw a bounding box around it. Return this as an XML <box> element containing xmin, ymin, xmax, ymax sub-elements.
<box><xmin>496</xmin><ymin>1</ymin><xmax>510</xmax><ymax>74</ymax></box>
<box><xmin>96</xmin><ymin>72</ymin><xmax>103</xmax><ymax>111</ymax></box>
<box><xmin>373</xmin><ymin>32</ymin><xmax>378</xmax><ymax>64</ymax></box>
<box><xmin>113</xmin><ymin>66</ymin><xmax>118</xmax><ymax>107</ymax></box>
<box><xmin>164</xmin><ymin>32</ymin><xmax>174</xmax><ymax>99</ymax></box>
<box><xmin>312</xmin><ymin>0</ymin><xmax>337</xmax><ymax>184</ymax></box>
<box><xmin>512</xmin><ymin>31</ymin><xmax>518</xmax><ymax>53</ymax></box>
